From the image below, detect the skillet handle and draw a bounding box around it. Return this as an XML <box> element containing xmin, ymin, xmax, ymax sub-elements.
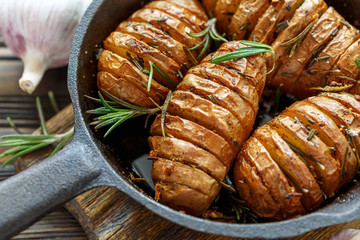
<box><xmin>0</xmin><ymin>139</ymin><xmax>103</xmax><ymax>240</ymax></box>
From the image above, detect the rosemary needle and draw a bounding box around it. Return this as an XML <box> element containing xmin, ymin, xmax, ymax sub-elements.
<box><xmin>210</xmin><ymin>40</ymin><xmax>276</xmax><ymax>74</ymax></box>
<box><xmin>86</xmin><ymin>91</ymin><xmax>161</xmax><ymax>137</ymax></box>
<box><xmin>355</xmin><ymin>58</ymin><xmax>360</xmax><ymax>70</ymax></box>
<box><xmin>187</xmin><ymin>18</ymin><xmax>228</xmax><ymax>59</ymax></box>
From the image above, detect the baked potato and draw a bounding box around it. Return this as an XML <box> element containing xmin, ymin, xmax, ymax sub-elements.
<box><xmin>97</xmin><ymin>0</ymin><xmax>208</xmax><ymax>107</ymax></box>
<box><xmin>203</xmin><ymin>0</ymin><xmax>360</xmax><ymax>99</ymax></box>
<box><xmin>234</xmin><ymin>92</ymin><xmax>360</xmax><ymax>220</ymax></box>
<box><xmin>149</xmin><ymin>41</ymin><xmax>266</xmax><ymax>216</ymax></box>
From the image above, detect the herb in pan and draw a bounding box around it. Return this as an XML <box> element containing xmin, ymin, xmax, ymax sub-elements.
<box><xmin>280</xmin><ymin>19</ymin><xmax>317</xmax><ymax>58</ymax></box>
<box><xmin>0</xmin><ymin>97</ymin><xmax>74</xmax><ymax>168</ymax></box>
<box><xmin>224</xmin><ymin>176</ymin><xmax>258</xmax><ymax>223</ymax></box>
<box><xmin>210</xmin><ymin>40</ymin><xmax>275</xmax><ymax>74</ymax></box>
<box><xmin>147</xmin><ymin>61</ymin><xmax>177</xmax><ymax>92</ymax></box>
<box><xmin>86</xmin><ymin>91</ymin><xmax>162</xmax><ymax>137</ymax></box>
<box><xmin>187</xmin><ymin>18</ymin><xmax>228</xmax><ymax>59</ymax></box>
<box><xmin>355</xmin><ymin>58</ymin><xmax>360</xmax><ymax>70</ymax></box>
<box><xmin>310</xmin><ymin>84</ymin><xmax>354</xmax><ymax>93</ymax></box>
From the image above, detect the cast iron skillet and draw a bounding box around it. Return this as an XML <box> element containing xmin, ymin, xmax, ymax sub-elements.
<box><xmin>1</xmin><ymin>0</ymin><xmax>360</xmax><ymax>239</ymax></box>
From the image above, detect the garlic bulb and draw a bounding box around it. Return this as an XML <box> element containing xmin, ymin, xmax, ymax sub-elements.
<box><xmin>330</xmin><ymin>229</ymin><xmax>360</xmax><ymax>240</ymax></box>
<box><xmin>0</xmin><ymin>0</ymin><xmax>91</xmax><ymax>94</ymax></box>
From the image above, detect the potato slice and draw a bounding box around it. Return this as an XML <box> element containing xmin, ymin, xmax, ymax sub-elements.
<box><xmin>150</xmin><ymin>115</ymin><xmax>236</xmax><ymax>169</ymax></box>
<box><xmin>213</xmin><ymin>0</ymin><xmax>241</xmax><ymax>34</ymax></box>
<box><xmin>202</xmin><ymin>41</ymin><xmax>267</xmax><ymax>94</ymax></box>
<box><xmin>117</xmin><ymin>21</ymin><xmax>194</xmax><ymax>69</ymax></box>
<box><xmin>250</xmin><ymin>0</ymin><xmax>303</xmax><ymax>44</ymax></box>
<box><xmin>145</xmin><ymin>1</ymin><xmax>206</xmax><ymax>32</ymax></box>
<box><xmin>228</xmin><ymin>0</ymin><xmax>270</xmax><ymax>40</ymax></box>
<box><xmin>167</xmin><ymin>90</ymin><xmax>245</xmax><ymax>149</ymax></box>
<box><xmin>234</xmin><ymin>155</ymin><xmax>281</xmax><ymax>219</ymax></box>
<box><xmin>104</xmin><ymin>32</ymin><xmax>181</xmax><ymax>88</ymax></box>
<box><xmin>306</xmin><ymin>96</ymin><xmax>360</xmax><ymax>157</ymax></box>
<box><xmin>128</xmin><ymin>8</ymin><xmax>202</xmax><ymax>49</ymax></box>
<box><xmin>189</xmin><ymin>63</ymin><xmax>259</xmax><ymax>110</ymax></box>
<box><xmin>269</xmin><ymin>115</ymin><xmax>341</xmax><ymax>197</ymax></box>
<box><xmin>152</xmin><ymin>158</ymin><xmax>221</xmax><ymax>197</ymax></box>
<box><xmin>283</xmin><ymin>101</ymin><xmax>358</xmax><ymax>186</ymax></box>
<box><xmin>254</xmin><ymin>125</ymin><xmax>323</xmax><ymax>212</ymax></box>
<box><xmin>154</xmin><ymin>182</ymin><xmax>212</xmax><ymax>216</ymax></box>
<box><xmin>202</xmin><ymin>0</ymin><xmax>219</xmax><ymax>16</ymax></box>
<box><xmin>177</xmin><ymin>73</ymin><xmax>256</xmax><ymax>137</ymax></box>
<box><xmin>328</xmin><ymin>38</ymin><xmax>360</xmax><ymax>95</ymax></box>
<box><xmin>295</xmin><ymin>22</ymin><xmax>360</xmax><ymax>98</ymax></box>
<box><xmin>235</xmin><ymin>137</ymin><xmax>305</xmax><ymax>220</ymax></box>
<box><xmin>98</xmin><ymin>50</ymin><xmax>169</xmax><ymax>104</ymax></box>
<box><xmin>149</xmin><ymin>136</ymin><xmax>227</xmax><ymax>181</ymax></box>
<box><xmin>321</xmin><ymin>92</ymin><xmax>360</xmax><ymax>115</ymax></box>
<box><xmin>166</xmin><ymin>0</ymin><xmax>208</xmax><ymax>21</ymax></box>
<box><xmin>266</xmin><ymin>0</ymin><xmax>327</xmax><ymax>79</ymax></box>
<box><xmin>271</xmin><ymin>7</ymin><xmax>342</xmax><ymax>94</ymax></box>
<box><xmin>97</xmin><ymin>71</ymin><xmax>155</xmax><ymax>107</ymax></box>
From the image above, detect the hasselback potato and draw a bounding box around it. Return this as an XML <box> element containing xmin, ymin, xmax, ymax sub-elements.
<box><xmin>149</xmin><ymin>41</ymin><xmax>267</xmax><ymax>216</ymax></box>
<box><xmin>205</xmin><ymin>0</ymin><xmax>360</xmax><ymax>99</ymax></box>
<box><xmin>97</xmin><ymin>0</ymin><xmax>208</xmax><ymax>107</ymax></box>
<box><xmin>234</xmin><ymin>92</ymin><xmax>360</xmax><ymax>220</ymax></box>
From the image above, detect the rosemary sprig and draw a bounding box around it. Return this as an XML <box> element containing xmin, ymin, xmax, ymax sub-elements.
<box><xmin>0</xmin><ymin>97</ymin><xmax>74</xmax><ymax>168</ymax></box>
<box><xmin>355</xmin><ymin>58</ymin><xmax>360</xmax><ymax>70</ymax></box>
<box><xmin>224</xmin><ymin>176</ymin><xmax>258</xmax><ymax>223</ymax></box>
<box><xmin>310</xmin><ymin>84</ymin><xmax>354</xmax><ymax>93</ymax></box>
<box><xmin>280</xmin><ymin>19</ymin><xmax>317</xmax><ymax>58</ymax></box>
<box><xmin>210</xmin><ymin>40</ymin><xmax>275</xmax><ymax>74</ymax></box>
<box><xmin>187</xmin><ymin>18</ymin><xmax>228</xmax><ymax>59</ymax></box>
<box><xmin>307</xmin><ymin>129</ymin><xmax>316</xmax><ymax>141</ymax></box>
<box><xmin>86</xmin><ymin>91</ymin><xmax>161</xmax><ymax>137</ymax></box>
<box><xmin>146</xmin><ymin>61</ymin><xmax>176</xmax><ymax>92</ymax></box>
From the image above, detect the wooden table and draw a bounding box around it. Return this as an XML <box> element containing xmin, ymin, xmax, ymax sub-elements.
<box><xmin>1</xmin><ymin>36</ymin><xmax>360</xmax><ymax>240</ymax></box>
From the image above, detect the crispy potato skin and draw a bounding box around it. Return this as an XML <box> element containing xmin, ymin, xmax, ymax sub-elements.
<box><xmin>211</xmin><ymin>0</ymin><xmax>360</xmax><ymax>97</ymax></box>
<box><xmin>97</xmin><ymin>71</ymin><xmax>156</xmax><ymax>107</ymax></box>
<box><xmin>234</xmin><ymin>93</ymin><xmax>360</xmax><ymax>220</ymax></box>
<box><xmin>271</xmin><ymin>7</ymin><xmax>342</xmax><ymax>95</ymax></box>
<box><xmin>150</xmin><ymin>41</ymin><xmax>266</xmax><ymax>216</ymax></box>
<box><xmin>98</xmin><ymin>0</ymin><xmax>207</xmax><ymax>108</ymax></box>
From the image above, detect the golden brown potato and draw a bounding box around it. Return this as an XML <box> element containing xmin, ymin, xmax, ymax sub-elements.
<box><xmin>250</xmin><ymin>0</ymin><xmax>303</xmax><ymax>44</ymax></box>
<box><xmin>167</xmin><ymin>90</ymin><xmax>245</xmax><ymax>148</ymax></box>
<box><xmin>255</xmin><ymin>125</ymin><xmax>323</xmax><ymax>212</ymax></box>
<box><xmin>149</xmin><ymin>136</ymin><xmax>227</xmax><ymax>181</ymax></box>
<box><xmin>150</xmin><ymin>41</ymin><xmax>266</xmax><ymax>216</ymax></box>
<box><xmin>234</xmin><ymin>137</ymin><xmax>305</xmax><ymax>220</ymax></box>
<box><xmin>270</xmin><ymin>7</ymin><xmax>342</xmax><ymax>94</ymax></box>
<box><xmin>166</xmin><ymin>0</ymin><xmax>208</xmax><ymax>21</ymax></box>
<box><xmin>188</xmin><ymin>63</ymin><xmax>260</xmax><ymax>110</ymax></box>
<box><xmin>213</xmin><ymin>0</ymin><xmax>241</xmax><ymax>34</ymax></box>
<box><xmin>152</xmin><ymin>158</ymin><xmax>221</xmax><ymax>197</ymax></box>
<box><xmin>97</xmin><ymin>71</ymin><xmax>155</xmax><ymax>107</ymax></box>
<box><xmin>154</xmin><ymin>182</ymin><xmax>212</xmax><ymax>216</ymax></box>
<box><xmin>98</xmin><ymin>50</ymin><xmax>169</xmax><ymax>105</ymax></box>
<box><xmin>177</xmin><ymin>73</ymin><xmax>256</xmax><ymax>136</ymax></box>
<box><xmin>234</xmin><ymin>93</ymin><xmax>360</xmax><ymax>220</ymax></box>
<box><xmin>116</xmin><ymin>21</ymin><xmax>194</xmax><ymax>69</ymax></box>
<box><xmin>103</xmin><ymin>31</ymin><xmax>182</xmax><ymax>88</ymax></box>
<box><xmin>283</xmin><ymin>101</ymin><xmax>358</xmax><ymax>185</ymax></box>
<box><xmin>228</xmin><ymin>0</ymin><xmax>270</xmax><ymax>40</ymax></box>
<box><xmin>150</xmin><ymin>114</ymin><xmax>237</xmax><ymax>169</ymax></box>
<box><xmin>266</xmin><ymin>0</ymin><xmax>328</xmax><ymax>78</ymax></box>
<box><xmin>128</xmin><ymin>8</ymin><xmax>202</xmax><ymax>49</ymax></box>
<box><xmin>295</xmin><ymin>22</ymin><xmax>360</xmax><ymax>98</ymax></box>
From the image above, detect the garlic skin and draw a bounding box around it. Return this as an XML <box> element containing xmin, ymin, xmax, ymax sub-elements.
<box><xmin>0</xmin><ymin>0</ymin><xmax>92</xmax><ymax>94</ymax></box>
<box><xmin>330</xmin><ymin>229</ymin><xmax>360</xmax><ymax>240</ymax></box>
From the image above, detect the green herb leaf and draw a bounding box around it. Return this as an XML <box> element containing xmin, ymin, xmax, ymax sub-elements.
<box><xmin>355</xmin><ymin>58</ymin><xmax>360</xmax><ymax>70</ymax></box>
<box><xmin>86</xmin><ymin>91</ymin><xmax>161</xmax><ymax>137</ymax></box>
